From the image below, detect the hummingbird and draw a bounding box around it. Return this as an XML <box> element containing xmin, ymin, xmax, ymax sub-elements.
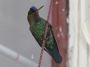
<box><xmin>27</xmin><ymin>6</ymin><xmax>62</xmax><ymax>63</ymax></box>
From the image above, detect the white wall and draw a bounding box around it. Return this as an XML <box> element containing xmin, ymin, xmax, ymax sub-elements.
<box><xmin>0</xmin><ymin>0</ymin><xmax>51</xmax><ymax>67</ymax></box>
<box><xmin>68</xmin><ymin>0</ymin><xmax>90</xmax><ymax>67</ymax></box>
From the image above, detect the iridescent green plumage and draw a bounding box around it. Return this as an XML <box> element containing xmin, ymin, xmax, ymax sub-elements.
<box><xmin>27</xmin><ymin>6</ymin><xmax>62</xmax><ymax>63</ymax></box>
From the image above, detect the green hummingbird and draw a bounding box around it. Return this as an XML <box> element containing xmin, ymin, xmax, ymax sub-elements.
<box><xmin>27</xmin><ymin>6</ymin><xmax>62</xmax><ymax>63</ymax></box>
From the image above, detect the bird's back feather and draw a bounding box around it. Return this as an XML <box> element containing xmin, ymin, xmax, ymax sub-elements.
<box><xmin>29</xmin><ymin>17</ymin><xmax>62</xmax><ymax>63</ymax></box>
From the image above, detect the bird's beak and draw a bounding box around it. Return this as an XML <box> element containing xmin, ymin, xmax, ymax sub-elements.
<box><xmin>30</xmin><ymin>5</ymin><xmax>44</xmax><ymax>16</ymax></box>
<box><xmin>38</xmin><ymin>5</ymin><xmax>44</xmax><ymax>11</ymax></box>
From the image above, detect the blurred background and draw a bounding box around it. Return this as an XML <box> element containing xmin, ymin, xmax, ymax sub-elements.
<box><xmin>0</xmin><ymin>0</ymin><xmax>90</xmax><ymax>67</ymax></box>
<box><xmin>0</xmin><ymin>0</ymin><xmax>51</xmax><ymax>67</ymax></box>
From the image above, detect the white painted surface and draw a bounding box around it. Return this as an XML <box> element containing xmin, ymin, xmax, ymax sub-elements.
<box><xmin>69</xmin><ymin>0</ymin><xmax>90</xmax><ymax>67</ymax></box>
<box><xmin>81</xmin><ymin>0</ymin><xmax>90</xmax><ymax>46</ymax></box>
<box><xmin>68</xmin><ymin>0</ymin><xmax>79</xmax><ymax>67</ymax></box>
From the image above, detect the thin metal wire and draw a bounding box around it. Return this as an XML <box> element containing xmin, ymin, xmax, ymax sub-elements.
<box><xmin>38</xmin><ymin>0</ymin><xmax>53</xmax><ymax>67</ymax></box>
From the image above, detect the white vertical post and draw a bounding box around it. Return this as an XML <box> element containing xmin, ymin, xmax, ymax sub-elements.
<box><xmin>81</xmin><ymin>0</ymin><xmax>90</xmax><ymax>67</ymax></box>
<box><xmin>69</xmin><ymin>0</ymin><xmax>89</xmax><ymax>67</ymax></box>
<box><xmin>68</xmin><ymin>0</ymin><xmax>79</xmax><ymax>67</ymax></box>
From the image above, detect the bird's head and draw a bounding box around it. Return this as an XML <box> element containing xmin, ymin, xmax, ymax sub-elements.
<box><xmin>28</xmin><ymin>6</ymin><xmax>39</xmax><ymax>22</ymax></box>
<box><xmin>29</xmin><ymin>6</ymin><xmax>39</xmax><ymax>16</ymax></box>
<box><xmin>27</xmin><ymin>6</ymin><xmax>44</xmax><ymax>25</ymax></box>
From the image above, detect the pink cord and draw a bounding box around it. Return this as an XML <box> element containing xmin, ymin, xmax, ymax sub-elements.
<box><xmin>38</xmin><ymin>0</ymin><xmax>53</xmax><ymax>67</ymax></box>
